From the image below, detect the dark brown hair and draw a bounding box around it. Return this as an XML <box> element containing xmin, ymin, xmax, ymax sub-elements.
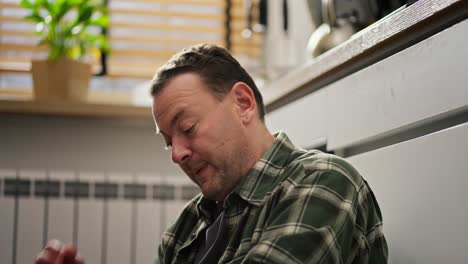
<box><xmin>151</xmin><ymin>44</ymin><xmax>265</xmax><ymax>121</ymax></box>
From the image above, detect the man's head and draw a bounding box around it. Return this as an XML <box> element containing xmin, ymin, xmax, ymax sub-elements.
<box><xmin>151</xmin><ymin>44</ymin><xmax>265</xmax><ymax>121</ymax></box>
<box><xmin>151</xmin><ymin>44</ymin><xmax>273</xmax><ymax>201</ymax></box>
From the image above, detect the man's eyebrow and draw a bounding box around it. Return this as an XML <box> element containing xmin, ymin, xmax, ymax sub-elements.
<box><xmin>155</xmin><ymin>109</ymin><xmax>185</xmax><ymax>135</ymax></box>
<box><xmin>171</xmin><ymin>110</ymin><xmax>185</xmax><ymax>128</ymax></box>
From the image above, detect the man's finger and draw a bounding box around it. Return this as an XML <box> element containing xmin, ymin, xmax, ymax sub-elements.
<box><xmin>35</xmin><ymin>251</ymin><xmax>56</xmax><ymax>264</ymax></box>
<box><xmin>75</xmin><ymin>254</ymin><xmax>85</xmax><ymax>264</ymax></box>
<box><xmin>60</xmin><ymin>244</ymin><xmax>79</xmax><ymax>264</ymax></box>
<box><xmin>35</xmin><ymin>240</ymin><xmax>63</xmax><ymax>264</ymax></box>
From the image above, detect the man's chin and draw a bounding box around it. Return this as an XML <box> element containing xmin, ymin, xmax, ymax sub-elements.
<box><xmin>199</xmin><ymin>186</ymin><xmax>224</xmax><ymax>201</ymax></box>
<box><xmin>199</xmin><ymin>188</ymin><xmax>215</xmax><ymax>200</ymax></box>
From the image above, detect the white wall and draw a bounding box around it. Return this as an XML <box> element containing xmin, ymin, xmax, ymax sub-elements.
<box><xmin>0</xmin><ymin>114</ymin><xmax>180</xmax><ymax>174</ymax></box>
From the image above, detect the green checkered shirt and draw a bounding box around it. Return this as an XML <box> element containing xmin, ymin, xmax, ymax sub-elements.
<box><xmin>156</xmin><ymin>132</ymin><xmax>388</xmax><ymax>264</ymax></box>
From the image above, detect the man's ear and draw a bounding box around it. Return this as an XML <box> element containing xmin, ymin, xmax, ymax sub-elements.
<box><xmin>230</xmin><ymin>82</ymin><xmax>256</xmax><ymax>124</ymax></box>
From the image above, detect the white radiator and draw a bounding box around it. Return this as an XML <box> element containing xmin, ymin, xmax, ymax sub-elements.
<box><xmin>0</xmin><ymin>169</ymin><xmax>197</xmax><ymax>264</ymax></box>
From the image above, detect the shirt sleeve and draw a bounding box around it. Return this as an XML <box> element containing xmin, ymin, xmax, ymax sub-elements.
<box><xmin>154</xmin><ymin>241</ymin><xmax>164</xmax><ymax>264</ymax></box>
<box><xmin>241</xmin><ymin>169</ymin><xmax>387</xmax><ymax>264</ymax></box>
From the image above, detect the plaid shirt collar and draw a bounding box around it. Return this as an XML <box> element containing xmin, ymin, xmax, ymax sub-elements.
<box><xmin>233</xmin><ymin>131</ymin><xmax>297</xmax><ymax>205</ymax></box>
<box><xmin>196</xmin><ymin>131</ymin><xmax>297</xmax><ymax>218</ymax></box>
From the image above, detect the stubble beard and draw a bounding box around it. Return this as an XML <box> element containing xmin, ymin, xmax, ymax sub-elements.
<box><xmin>211</xmin><ymin>144</ymin><xmax>250</xmax><ymax>201</ymax></box>
<box><xmin>203</xmin><ymin>137</ymin><xmax>251</xmax><ymax>201</ymax></box>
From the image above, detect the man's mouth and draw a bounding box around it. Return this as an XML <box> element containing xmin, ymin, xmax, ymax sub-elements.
<box><xmin>193</xmin><ymin>164</ymin><xmax>207</xmax><ymax>176</ymax></box>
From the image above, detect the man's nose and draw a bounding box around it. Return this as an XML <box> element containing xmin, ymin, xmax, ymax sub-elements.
<box><xmin>171</xmin><ymin>137</ymin><xmax>191</xmax><ymax>164</ymax></box>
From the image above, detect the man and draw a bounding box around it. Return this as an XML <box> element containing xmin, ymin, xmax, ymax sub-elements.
<box><xmin>36</xmin><ymin>44</ymin><xmax>388</xmax><ymax>263</ymax></box>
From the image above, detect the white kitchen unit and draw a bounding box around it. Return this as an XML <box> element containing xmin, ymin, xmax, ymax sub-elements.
<box><xmin>265</xmin><ymin>3</ymin><xmax>468</xmax><ymax>263</ymax></box>
<box><xmin>267</xmin><ymin>86</ymin><xmax>330</xmax><ymax>149</ymax></box>
<box><xmin>349</xmin><ymin>123</ymin><xmax>468</xmax><ymax>263</ymax></box>
<box><xmin>325</xmin><ymin>19</ymin><xmax>468</xmax><ymax>151</ymax></box>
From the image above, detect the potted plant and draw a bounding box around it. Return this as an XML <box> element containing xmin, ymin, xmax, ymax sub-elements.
<box><xmin>20</xmin><ymin>0</ymin><xmax>110</xmax><ymax>102</ymax></box>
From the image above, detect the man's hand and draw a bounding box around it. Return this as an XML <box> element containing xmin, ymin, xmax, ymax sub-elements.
<box><xmin>35</xmin><ymin>239</ymin><xmax>84</xmax><ymax>264</ymax></box>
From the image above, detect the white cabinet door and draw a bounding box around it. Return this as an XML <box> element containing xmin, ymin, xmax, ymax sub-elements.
<box><xmin>327</xmin><ymin>19</ymin><xmax>468</xmax><ymax>150</ymax></box>
<box><xmin>266</xmin><ymin>87</ymin><xmax>330</xmax><ymax>149</ymax></box>
<box><xmin>348</xmin><ymin>122</ymin><xmax>468</xmax><ymax>263</ymax></box>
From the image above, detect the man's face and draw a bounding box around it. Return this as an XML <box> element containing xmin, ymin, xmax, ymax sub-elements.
<box><xmin>152</xmin><ymin>73</ymin><xmax>249</xmax><ymax>201</ymax></box>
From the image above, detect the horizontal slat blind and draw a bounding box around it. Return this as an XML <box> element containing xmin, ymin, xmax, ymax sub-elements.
<box><xmin>0</xmin><ymin>1</ymin><xmax>45</xmax><ymax>73</ymax></box>
<box><xmin>107</xmin><ymin>0</ymin><xmax>227</xmax><ymax>78</ymax></box>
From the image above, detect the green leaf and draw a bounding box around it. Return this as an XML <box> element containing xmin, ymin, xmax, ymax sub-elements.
<box><xmin>49</xmin><ymin>45</ymin><xmax>62</xmax><ymax>61</ymax></box>
<box><xmin>24</xmin><ymin>12</ymin><xmax>44</xmax><ymax>23</ymax></box>
<box><xmin>89</xmin><ymin>15</ymin><xmax>109</xmax><ymax>27</ymax></box>
<box><xmin>77</xmin><ymin>6</ymin><xmax>93</xmax><ymax>24</ymax></box>
<box><xmin>40</xmin><ymin>0</ymin><xmax>55</xmax><ymax>17</ymax></box>
<box><xmin>79</xmin><ymin>42</ymin><xmax>86</xmax><ymax>60</ymax></box>
<box><xmin>100</xmin><ymin>40</ymin><xmax>110</xmax><ymax>54</ymax></box>
<box><xmin>54</xmin><ymin>0</ymin><xmax>73</xmax><ymax>23</ymax></box>
<box><xmin>19</xmin><ymin>0</ymin><xmax>35</xmax><ymax>9</ymax></box>
<box><xmin>38</xmin><ymin>37</ymin><xmax>50</xmax><ymax>47</ymax></box>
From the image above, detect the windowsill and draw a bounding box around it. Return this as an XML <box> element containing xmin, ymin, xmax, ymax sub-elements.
<box><xmin>0</xmin><ymin>90</ymin><xmax>152</xmax><ymax>119</ymax></box>
<box><xmin>0</xmin><ymin>71</ymin><xmax>154</xmax><ymax>119</ymax></box>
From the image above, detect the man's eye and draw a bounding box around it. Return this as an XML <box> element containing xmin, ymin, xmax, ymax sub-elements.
<box><xmin>183</xmin><ymin>125</ymin><xmax>195</xmax><ymax>134</ymax></box>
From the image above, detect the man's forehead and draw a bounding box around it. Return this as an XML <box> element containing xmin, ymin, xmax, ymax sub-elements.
<box><xmin>152</xmin><ymin>99</ymin><xmax>186</xmax><ymax>135</ymax></box>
